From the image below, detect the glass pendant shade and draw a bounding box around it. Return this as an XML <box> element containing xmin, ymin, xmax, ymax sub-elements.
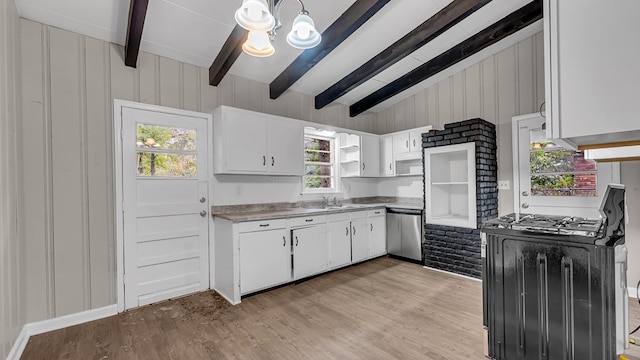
<box><xmin>242</xmin><ymin>31</ymin><xmax>276</xmax><ymax>57</ymax></box>
<box><xmin>235</xmin><ymin>0</ymin><xmax>275</xmax><ymax>31</ymax></box>
<box><xmin>286</xmin><ymin>13</ymin><xmax>321</xmax><ymax>49</ymax></box>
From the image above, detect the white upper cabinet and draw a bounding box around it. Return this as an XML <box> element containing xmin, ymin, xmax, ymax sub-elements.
<box><xmin>409</xmin><ymin>130</ymin><xmax>424</xmax><ymax>152</ymax></box>
<box><xmin>217</xmin><ymin>107</ymin><xmax>268</xmax><ymax>173</ymax></box>
<box><xmin>361</xmin><ymin>134</ymin><xmax>380</xmax><ymax>177</ymax></box>
<box><xmin>268</xmin><ymin>117</ymin><xmax>304</xmax><ymax>175</ymax></box>
<box><xmin>393</xmin><ymin>132</ymin><xmax>410</xmax><ymax>154</ymax></box>
<box><xmin>339</xmin><ymin>132</ymin><xmax>380</xmax><ymax>178</ymax></box>
<box><xmin>392</xmin><ymin>128</ymin><xmax>428</xmax><ymax>155</ymax></box>
<box><xmin>380</xmin><ymin>135</ymin><xmax>394</xmax><ymax>176</ymax></box>
<box><xmin>544</xmin><ymin>0</ymin><xmax>640</xmax><ymax>148</ymax></box>
<box><xmin>213</xmin><ymin>106</ymin><xmax>303</xmax><ymax>175</ymax></box>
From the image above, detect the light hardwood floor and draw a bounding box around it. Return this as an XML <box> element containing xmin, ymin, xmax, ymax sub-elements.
<box><xmin>20</xmin><ymin>257</ymin><xmax>640</xmax><ymax>359</ymax></box>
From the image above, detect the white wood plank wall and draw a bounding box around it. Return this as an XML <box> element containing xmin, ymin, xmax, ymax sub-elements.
<box><xmin>0</xmin><ymin>0</ymin><xmax>23</xmax><ymax>357</ymax></box>
<box><xmin>372</xmin><ymin>32</ymin><xmax>640</xmax><ymax>290</ymax></box>
<box><xmin>18</xmin><ymin>18</ymin><xmax>377</xmax><ymax>324</ymax></box>
<box><xmin>373</xmin><ymin>33</ymin><xmax>546</xmax><ymax>214</ymax></box>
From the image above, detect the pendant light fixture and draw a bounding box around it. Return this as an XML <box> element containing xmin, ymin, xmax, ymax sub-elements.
<box><xmin>235</xmin><ymin>0</ymin><xmax>322</xmax><ymax>57</ymax></box>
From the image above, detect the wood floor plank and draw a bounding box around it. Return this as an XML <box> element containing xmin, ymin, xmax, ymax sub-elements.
<box><xmin>19</xmin><ymin>257</ymin><xmax>640</xmax><ymax>359</ymax></box>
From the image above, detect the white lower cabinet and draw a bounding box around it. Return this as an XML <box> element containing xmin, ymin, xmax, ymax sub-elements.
<box><xmin>369</xmin><ymin>209</ymin><xmax>386</xmax><ymax>257</ymax></box>
<box><xmin>292</xmin><ymin>225</ymin><xmax>328</xmax><ymax>280</ymax></box>
<box><xmin>328</xmin><ymin>217</ymin><xmax>352</xmax><ymax>269</ymax></box>
<box><xmin>350</xmin><ymin>212</ymin><xmax>369</xmax><ymax>263</ymax></box>
<box><xmin>213</xmin><ymin>207</ymin><xmax>388</xmax><ymax>304</ymax></box>
<box><xmin>239</xmin><ymin>227</ymin><xmax>291</xmax><ymax>295</ymax></box>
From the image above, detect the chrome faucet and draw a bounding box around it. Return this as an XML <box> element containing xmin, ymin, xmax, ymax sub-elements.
<box><xmin>321</xmin><ymin>196</ymin><xmax>329</xmax><ymax>208</ymax></box>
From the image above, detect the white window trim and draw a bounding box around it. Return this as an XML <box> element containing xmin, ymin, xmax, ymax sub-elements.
<box><xmin>511</xmin><ymin>113</ymin><xmax>620</xmax><ymax>218</ymax></box>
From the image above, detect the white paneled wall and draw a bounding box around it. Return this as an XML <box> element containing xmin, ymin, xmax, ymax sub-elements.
<box><xmin>373</xmin><ymin>31</ymin><xmax>640</xmax><ymax>290</ymax></box>
<box><xmin>19</xmin><ymin>18</ymin><xmax>377</xmax><ymax>323</ymax></box>
<box><xmin>374</xmin><ymin>33</ymin><xmax>546</xmax><ymax>211</ymax></box>
<box><xmin>0</xmin><ymin>0</ymin><xmax>23</xmax><ymax>357</ymax></box>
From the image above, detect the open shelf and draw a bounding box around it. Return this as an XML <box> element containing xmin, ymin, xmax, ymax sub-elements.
<box><xmin>424</xmin><ymin>142</ymin><xmax>476</xmax><ymax>229</ymax></box>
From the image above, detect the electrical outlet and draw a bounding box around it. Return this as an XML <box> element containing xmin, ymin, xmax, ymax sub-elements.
<box><xmin>497</xmin><ymin>181</ymin><xmax>510</xmax><ymax>190</ymax></box>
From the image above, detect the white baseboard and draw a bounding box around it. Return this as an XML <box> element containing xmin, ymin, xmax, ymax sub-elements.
<box><xmin>630</xmin><ymin>286</ymin><xmax>638</xmax><ymax>299</ymax></box>
<box><xmin>423</xmin><ymin>266</ymin><xmax>482</xmax><ymax>282</ymax></box>
<box><xmin>6</xmin><ymin>327</ymin><xmax>29</xmax><ymax>360</ymax></box>
<box><xmin>6</xmin><ymin>304</ymin><xmax>117</xmax><ymax>360</ymax></box>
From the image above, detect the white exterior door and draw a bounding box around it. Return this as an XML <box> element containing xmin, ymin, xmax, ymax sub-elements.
<box><xmin>120</xmin><ymin>105</ymin><xmax>210</xmax><ymax>310</ymax></box>
<box><xmin>513</xmin><ymin>114</ymin><xmax>619</xmax><ymax>218</ymax></box>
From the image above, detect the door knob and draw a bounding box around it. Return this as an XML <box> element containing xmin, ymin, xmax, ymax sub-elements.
<box><xmin>200</xmin><ymin>210</ymin><xmax>207</xmax><ymax>217</ymax></box>
<box><xmin>522</xmin><ymin>191</ymin><xmax>529</xmax><ymax>197</ymax></box>
<box><xmin>200</xmin><ymin>197</ymin><xmax>206</xmax><ymax>203</ymax></box>
<box><xmin>521</xmin><ymin>203</ymin><xmax>529</xmax><ymax>209</ymax></box>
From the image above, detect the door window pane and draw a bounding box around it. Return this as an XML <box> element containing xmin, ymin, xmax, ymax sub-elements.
<box><xmin>136</xmin><ymin>152</ymin><xmax>197</xmax><ymax>177</ymax></box>
<box><xmin>136</xmin><ymin>123</ymin><xmax>198</xmax><ymax>177</ymax></box>
<box><xmin>136</xmin><ymin>124</ymin><xmax>197</xmax><ymax>151</ymax></box>
<box><xmin>529</xmin><ymin>129</ymin><xmax>597</xmax><ymax>197</ymax></box>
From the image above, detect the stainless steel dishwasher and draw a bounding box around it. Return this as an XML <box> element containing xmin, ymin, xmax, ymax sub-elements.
<box><xmin>386</xmin><ymin>207</ymin><xmax>423</xmax><ymax>261</ymax></box>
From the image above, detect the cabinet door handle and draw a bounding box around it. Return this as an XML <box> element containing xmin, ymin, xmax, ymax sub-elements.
<box><xmin>352</xmin><ymin>226</ymin><xmax>356</xmax><ymax>235</ymax></box>
<box><xmin>406</xmin><ymin>140</ymin><xmax>409</xmax><ymax>148</ymax></box>
<box><xmin>262</xmin><ymin>155</ymin><xmax>266</xmax><ymax>166</ymax></box>
<box><xmin>271</xmin><ymin>156</ymin><xmax>275</xmax><ymax>166</ymax></box>
<box><xmin>305</xmin><ymin>219</ymin><xmax>313</xmax><ymax>222</ymax></box>
<box><xmin>370</xmin><ymin>223</ymin><xmax>373</xmax><ymax>231</ymax></box>
<box><xmin>362</xmin><ymin>163</ymin><xmax>365</xmax><ymax>171</ymax></box>
<box><xmin>259</xmin><ymin>224</ymin><xmax>270</xmax><ymax>228</ymax></box>
<box><xmin>389</xmin><ymin>163</ymin><xmax>392</xmax><ymax>171</ymax></box>
<box><xmin>282</xmin><ymin>236</ymin><xmax>286</xmax><ymax>247</ymax></box>
<box><xmin>413</xmin><ymin>139</ymin><xmax>416</xmax><ymax>147</ymax></box>
<box><xmin>295</xmin><ymin>236</ymin><xmax>299</xmax><ymax>246</ymax></box>
<box><xmin>346</xmin><ymin>227</ymin><xmax>349</xmax><ymax>236</ymax></box>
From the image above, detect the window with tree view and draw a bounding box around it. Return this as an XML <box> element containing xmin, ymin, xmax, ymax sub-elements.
<box><xmin>136</xmin><ymin>123</ymin><xmax>198</xmax><ymax>177</ymax></box>
<box><xmin>529</xmin><ymin>129</ymin><xmax>597</xmax><ymax>196</ymax></box>
<box><xmin>304</xmin><ymin>135</ymin><xmax>335</xmax><ymax>191</ymax></box>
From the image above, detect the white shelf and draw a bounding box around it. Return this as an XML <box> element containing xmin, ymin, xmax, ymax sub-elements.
<box><xmin>339</xmin><ymin>145</ymin><xmax>359</xmax><ymax>150</ymax></box>
<box><xmin>340</xmin><ymin>160</ymin><xmax>359</xmax><ymax>164</ymax></box>
<box><xmin>424</xmin><ymin>142</ymin><xmax>477</xmax><ymax>229</ymax></box>
<box><xmin>431</xmin><ymin>182</ymin><xmax>469</xmax><ymax>185</ymax></box>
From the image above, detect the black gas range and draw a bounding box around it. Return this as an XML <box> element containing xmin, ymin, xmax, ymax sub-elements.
<box><xmin>484</xmin><ymin>213</ymin><xmax>603</xmax><ymax>238</ymax></box>
<box><xmin>481</xmin><ymin>184</ymin><xmax>628</xmax><ymax>360</ymax></box>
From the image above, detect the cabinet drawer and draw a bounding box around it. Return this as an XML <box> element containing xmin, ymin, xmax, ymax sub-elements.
<box><xmin>288</xmin><ymin>215</ymin><xmax>327</xmax><ymax>227</ymax></box>
<box><xmin>327</xmin><ymin>212</ymin><xmax>350</xmax><ymax>223</ymax></box>
<box><xmin>368</xmin><ymin>209</ymin><xmax>386</xmax><ymax>217</ymax></box>
<box><xmin>350</xmin><ymin>211</ymin><xmax>368</xmax><ymax>220</ymax></box>
<box><xmin>239</xmin><ymin>219</ymin><xmax>287</xmax><ymax>233</ymax></box>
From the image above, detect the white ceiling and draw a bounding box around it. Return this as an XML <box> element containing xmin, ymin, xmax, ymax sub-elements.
<box><xmin>14</xmin><ymin>0</ymin><xmax>542</xmax><ymax>113</ymax></box>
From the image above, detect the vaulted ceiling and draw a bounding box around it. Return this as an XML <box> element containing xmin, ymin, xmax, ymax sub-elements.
<box><xmin>14</xmin><ymin>0</ymin><xmax>543</xmax><ymax>116</ymax></box>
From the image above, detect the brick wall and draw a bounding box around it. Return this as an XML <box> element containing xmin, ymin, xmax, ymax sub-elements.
<box><xmin>422</xmin><ymin>119</ymin><xmax>498</xmax><ymax>278</ymax></box>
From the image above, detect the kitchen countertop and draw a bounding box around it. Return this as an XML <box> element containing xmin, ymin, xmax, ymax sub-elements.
<box><xmin>213</xmin><ymin>203</ymin><xmax>412</xmax><ymax>222</ymax></box>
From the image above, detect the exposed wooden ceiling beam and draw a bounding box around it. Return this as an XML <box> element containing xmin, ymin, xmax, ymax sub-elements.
<box><xmin>124</xmin><ymin>0</ymin><xmax>150</xmax><ymax>68</ymax></box>
<box><xmin>349</xmin><ymin>0</ymin><xmax>542</xmax><ymax>117</ymax></box>
<box><xmin>315</xmin><ymin>0</ymin><xmax>491</xmax><ymax>110</ymax></box>
<box><xmin>269</xmin><ymin>0</ymin><xmax>391</xmax><ymax>100</ymax></box>
<box><xmin>209</xmin><ymin>0</ymin><xmax>282</xmax><ymax>86</ymax></box>
<box><xmin>208</xmin><ymin>25</ymin><xmax>247</xmax><ymax>86</ymax></box>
